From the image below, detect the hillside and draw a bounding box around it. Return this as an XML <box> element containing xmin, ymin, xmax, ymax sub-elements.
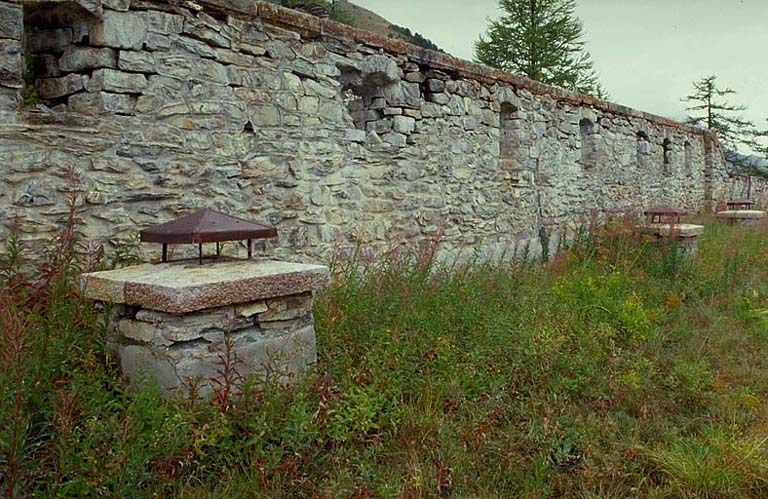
<box><xmin>278</xmin><ymin>0</ymin><xmax>446</xmax><ymax>52</ymax></box>
<box><xmin>341</xmin><ymin>0</ymin><xmax>445</xmax><ymax>52</ymax></box>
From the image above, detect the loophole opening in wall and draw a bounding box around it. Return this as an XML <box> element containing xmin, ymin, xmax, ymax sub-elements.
<box><xmin>500</xmin><ymin>102</ymin><xmax>524</xmax><ymax>186</ymax></box>
<box><xmin>636</xmin><ymin>131</ymin><xmax>650</xmax><ymax>166</ymax></box>
<box><xmin>663</xmin><ymin>138</ymin><xmax>673</xmax><ymax>175</ymax></box>
<box><xmin>580</xmin><ymin>118</ymin><xmax>596</xmax><ymax>168</ymax></box>
<box><xmin>684</xmin><ymin>141</ymin><xmax>692</xmax><ymax>173</ymax></box>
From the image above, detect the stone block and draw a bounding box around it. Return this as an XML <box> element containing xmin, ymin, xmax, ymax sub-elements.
<box><xmin>344</xmin><ymin>129</ymin><xmax>366</xmax><ymax>143</ymax></box>
<box><xmin>146</xmin><ymin>10</ymin><xmax>184</xmax><ymax>34</ymax></box>
<box><xmin>249</xmin><ymin>103</ymin><xmax>280</xmax><ymax>126</ymax></box>
<box><xmin>383</xmin><ymin>81</ymin><xmax>420</xmax><ymax>108</ymax></box>
<box><xmin>716</xmin><ymin>210</ymin><xmax>765</xmax><ymax>225</ymax></box>
<box><xmin>183</xmin><ymin>20</ymin><xmax>232</xmax><ymax>49</ymax></box>
<box><xmin>425</xmin><ymin>78</ymin><xmax>445</xmax><ymax>93</ymax></box>
<box><xmin>426</xmin><ymin>92</ymin><xmax>449</xmax><ymax>105</ymax></box>
<box><xmin>0</xmin><ymin>39</ymin><xmax>22</xmax><ymax>87</ymax></box>
<box><xmin>118</xmin><ymin>50</ymin><xmax>156</xmax><ymax>73</ymax></box>
<box><xmin>103</xmin><ymin>0</ymin><xmax>131</xmax><ymax>11</ymax></box>
<box><xmin>87</xmin><ymin>68</ymin><xmax>147</xmax><ymax>93</ymax></box>
<box><xmin>35</xmin><ymin>74</ymin><xmax>86</xmax><ymax>99</ymax></box>
<box><xmin>645</xmin><ymin>223</ymin><xmax>704</xmax><ymax>238</ymax></box>
<box><xmin>366</xmin><ymin>118</ymin><xmax>392</xmax><ymax>134</ymax></box>
<box><xmin>68</xmin><ymin>91</ymin><xmax>136</xmax><ymax>115</ymax></box>
<box><xmin>91</xmin><ymin>10</ymin><xmax>147</xmax><ymax>50</ymax></box>
<box><xmin>0</xmin><ymin>86</ymin><xmax>20</xmax><ymax>109</ymax></box>
<box><xmin>361</xmin><ymin>54</ymin><xmax>400</xmax><ymax>82</ymax></box>
<box><xmin>59</xmin><ymin>47</ymin><xmax>117</xmax><ymax>72</ymax></box>
<box><xmin>26</xmin><ymin>28</ymin><xmax>73</xmax><ymax>53</ymax></box>
<box><xmin>81</xmin><ymin>259</ymin><xmax>331</xmax><ymax>314</ymax></box>
<box><xmin>0</xmin><ymin>3</ymin><xmax>23</xmax><ymax>40</ymax></box>
<box><xmin>145</xmin><ymin>33</ymin><xmax>171</xmax><ymax>51</ymax></box>
<box><xmin>260</xmin><ymin>293</ymin><xmax>313</xmax><ymax>322</ymax></box>
<box><xmin>117</xmin><ymin>324</ymin><xmax>316</xmax><ymax>395</ymax></box>
<box><xmin>393</xmin><ymin>115</ymin><xmax>415</xmax><ymax>135</ymax></box>
<box><xmin>382</xmin><ymin>132</ymin><xmax>407</xmax><ymax>147</ymax></box>
<box><xmin>236</xmin><ymin>301</ymin><xmax>268</xmax><ymax>317</ymax></box>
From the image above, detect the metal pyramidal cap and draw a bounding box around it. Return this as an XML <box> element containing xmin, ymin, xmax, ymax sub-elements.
<box><xmin>140</xmin><ymin>209</ymin><xmax>277</xmax><ymax>263</ymax></box>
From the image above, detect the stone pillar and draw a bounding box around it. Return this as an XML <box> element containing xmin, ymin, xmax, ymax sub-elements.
<box><xmin>644</xmin><ymin>223</ymin><xmax>704</xmax><ymax>253</ymax></box>
<box><xmin>81</xmin><ymin>259</ymin><xmax>330</xmax><ymax>396</ymax></box>
<box><xmin>0</xmin><ymin>1</ymin><xmax>23</xmax><ymax>119</ymax></box>
<box><xmin>716</xmin><ymin>210</ymin><xmax>766</xmax><ymax>226</ymax></box>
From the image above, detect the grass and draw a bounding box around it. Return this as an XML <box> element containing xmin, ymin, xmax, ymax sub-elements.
<box><xmin>3</xmin><ymin>194</ymin><xmax>768</xmax><ymax>497</ymax></box>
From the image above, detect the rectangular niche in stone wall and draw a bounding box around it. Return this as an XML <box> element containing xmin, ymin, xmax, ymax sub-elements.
<box><xmin>636</xmin><ymin>131</ymin><xmax>650</xmax><ymax>168</ymax></box>
<box><xmin>22</xmin><ymin>2</ymin><xmax>100</xmax><ymax>107</ymax></box>
<box><xmin>663</xmin><ymin>138</ymin><xmax>673</xmax><ymax>175</ymax></box>
<box><xmin>580</xmin><ymin>118</ymin><xmax>597</xmax><ymax>169</ymax></box>
<box><xmin>336</xmin><ymin>55</ymin><xmax>419</xmax><ymax>147</ymax></box>
<box><xmin>500</xmin><ymin>102</ymin><xmax>524</xmax><ymax>187</ymax></box>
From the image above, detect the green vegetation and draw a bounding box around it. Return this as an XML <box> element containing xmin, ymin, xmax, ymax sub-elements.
<box><xmin>389</xmin><ymin>24</ymin><xmax>445</xmax><ymax>53</ymax></box>
<box><xmin>4</xmin><ymin>191</ymin><xmax>768</xmax><ymax>496</ymax></box>
<box><xmin>684</xmin><ymin>76</ymin><xmax>764</xmax><ymax>161</ymax></box>
<box><xmin>22</xmin><ymin>27</ymin><xmax>42</xmax><ymax>107</ymax></box>
<box><xmin>475</xmin><ymin>0</ymin><xmax>606</xmax><ymax>97</ymax></box>
<box><xmin>280</xmin><ymin>0</ymin><xmax>355</xmax><ymax>26</ymax></box>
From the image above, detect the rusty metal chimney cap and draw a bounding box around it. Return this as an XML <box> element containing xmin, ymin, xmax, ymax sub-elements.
<box><xmin>140</xmin><ymin>208</ymin><xmax>277</xmax><ymax>244</ymax></box>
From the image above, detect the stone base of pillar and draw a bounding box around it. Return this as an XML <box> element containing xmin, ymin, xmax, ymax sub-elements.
<box><xmin>81</xmin><ymin>259</ymin><xmax>330</xmax><ymax>396</ymax></box>
<box><xmin>716</xmin><ymin>210</ymin><xmax>765</xmax><ymax>226</ymax></box>
<box><xmin>643</xmin><ymin>223</ymin><xmax>704</xmax><ymax>254</ymax></box>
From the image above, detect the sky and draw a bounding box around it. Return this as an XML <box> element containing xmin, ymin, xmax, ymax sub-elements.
<box><xmin>351</xmin><ymin>0</ymin><xmax>768</xmax><ymax>142</ymax></box>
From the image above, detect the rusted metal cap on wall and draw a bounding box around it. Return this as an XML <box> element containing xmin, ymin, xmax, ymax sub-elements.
<box><xmin>644</xmin><ymin>205</ymin><xmax>688</xmax><ymax>224</ymax></box>
<box><xmin>140</xmin><ymin>208</ymin><xmax>277</xmax><ymax>264</ymax></box>
<box><xmin>726</xmin><ymin>199</ymin><xmax>755</xmax><ymax>210</ymax></box>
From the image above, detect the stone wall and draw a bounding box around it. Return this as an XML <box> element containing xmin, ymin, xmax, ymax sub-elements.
<box><xmin>0</xmin><ymin>0</ymin><xmax>760</xmax><ymax>262</ymax></box>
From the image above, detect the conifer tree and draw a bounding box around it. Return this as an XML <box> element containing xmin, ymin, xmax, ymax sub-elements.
<box><xmin>475</xmin><ymin>0</ymin><xmax>605</xmax><ymax>96</ymax></box>
<box><xmin>683</xmin><ymin>75</ymin><xmax>758</xmax><ymax>155</ymax></box>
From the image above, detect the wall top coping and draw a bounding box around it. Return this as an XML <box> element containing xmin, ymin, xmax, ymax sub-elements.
<box><xmin>195</xmin><ymin>0</ymin><xmax>710</xmax><ymax>139</ymax></box>
<box><xmin>81</xmin><ymin>259</ymin><xmax>330</xmax><ymax>313</ymax></box>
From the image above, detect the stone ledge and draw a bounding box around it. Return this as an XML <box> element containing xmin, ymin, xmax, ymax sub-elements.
<box><xmin>81</xmin><ymin>259</ymin><xmax>330</xmax><ymax>313</ymax></box>
<box><xmin>645</xmin><ymin>223</ymin><xmax>705</xmax><ymax>238</ymax></box>
<box><xmin>716</xmin><ymin>210</ymin><xmax>765</xmax><ymax>220</ymax></box>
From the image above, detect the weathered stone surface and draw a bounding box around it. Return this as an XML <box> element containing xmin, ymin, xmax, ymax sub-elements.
<box><xmin>59</xmin><ymin>47</ymin><xmax>118</xmax><ymax>72</ymax></box>
<box><xmin>0</xmin><ymin>3</ymin><xmax>23</xmax><ymax>40</ymax></box>
<box><xmin>146</xmin><ymin>10</ymin><xmax>184</xmax><ymax>34</ymax></box>
<box><xmin>82</xmin><ymin>259</ymin><xmax>331</xmax><ymax>313</ymax></box>
<box><xmin>393</xmin><ymin>115</ymin><xmax>415</xmax><ymax>135</ymax></box>
<box><xmin>0</xmin><ymin>0</ymin><xmax>754</xmax><ymax>267</ymax></box>
<box><xmin>87</xmin><ymin>68</ymin><xmax>147</xmax><ymax>93</ymax></box>
<box><xmin>68</xmin><ymin>91</ymin><xmax>136</xmax><ymax>114</ymax></box>
<box><xmin>35</xmin><ymin>74</ymin><xmax>86</xmax><ymax>99</ymax></box>
<box><xmin>103</xmin><ymin>0</ymin><xmax>130</xmax><ymax>11</ymax></box>
<box><xmin>716</xmin><ymin>210</ymin><xmax>765</xmax><ymax>220</ymax></box>
<box><xmin>118</xmin><ymin>50</ymin><xmax>156</xmax><ymax>72</ymax></box>
<box><xmin>236</xmin><ymin>301</ymin><xmax>268</xmax><ymax>317</ymax></box>
<box><xmin>646</xmin><ymin>223</ymin><xmax>705</xmax><ymax>238</ymax></box>
<box><xmin>117</xmin><ymin>323</ymin><xmax>316</xmax><ymax>394</ymax></box>
<box><xmin>0</xmin><ymin>39</ymin><xmax>22</xmax><ymax>86</ymax></box>
<box><xmin>260</xmin><ymin>293</ymin><xmax>313</xmax><ymax>322</ymax></box>
<box><xmin>91</xmin><ymin>10</ymin><xmax>147</xmax><ymax>50</ymax></box>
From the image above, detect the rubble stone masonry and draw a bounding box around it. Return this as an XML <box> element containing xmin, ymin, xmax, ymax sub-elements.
<box><xmin>0</xmin><ymin>0</ymin><xmax>762</xmax><ymax>262</ymax></box>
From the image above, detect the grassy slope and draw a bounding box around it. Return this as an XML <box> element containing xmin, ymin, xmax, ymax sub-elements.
<box><xmin>339</xmin><ymin>1</ymin><xmax>408</xmax><ymax>40</ymax></box>
<box><xmin>3</xmin><ymin>215</ymin><xmax>768</xmax><ymax>497</ymax></box>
